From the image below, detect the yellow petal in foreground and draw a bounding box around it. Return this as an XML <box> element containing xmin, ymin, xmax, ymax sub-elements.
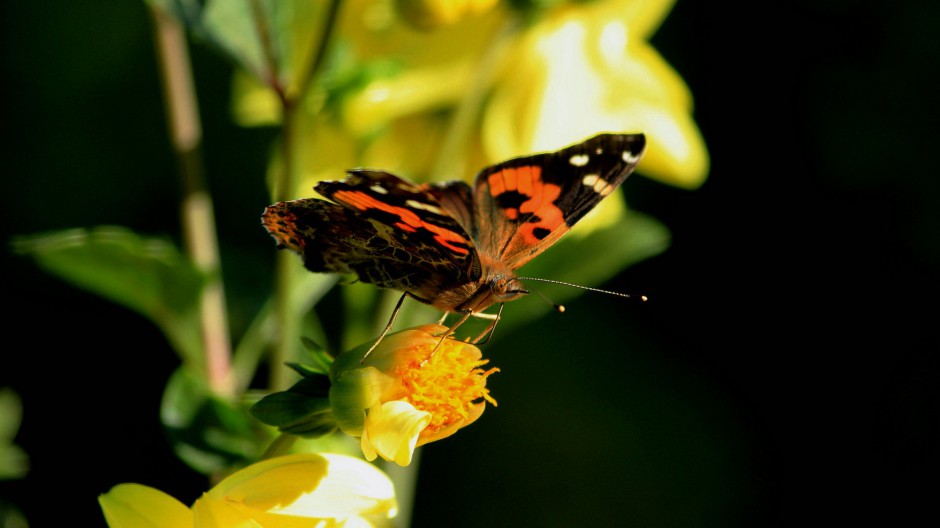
<box><xmin>101</xmin><ymin>454</ymin><xmax>397</xmax><ymax>527</ymax></box>
<box><xmin>207</xmin><ymin>453</ymin><xmax>397</xmax><ymax>521</ymax></box>
<box><xmin>99</xmin><ymin>483</ymin><xmax>193</xmax><ymax>528</ymax></box>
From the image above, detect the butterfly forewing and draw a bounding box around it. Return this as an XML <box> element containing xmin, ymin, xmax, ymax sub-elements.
<box><xmin>471</xmin><ymin>133</ymin><xmax>646</xmax><ymax>269</ymax></box>
<box><xmin>263</xmin><ymin>171</ymin><xmax>482</xmax><ymax>302</ymax></box>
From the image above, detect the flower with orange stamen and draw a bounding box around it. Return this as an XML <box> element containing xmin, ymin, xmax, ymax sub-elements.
<box><xmin>330</xmin><ymin>324</ymin><xmax>499</xmax><ymax>466</ymax></box>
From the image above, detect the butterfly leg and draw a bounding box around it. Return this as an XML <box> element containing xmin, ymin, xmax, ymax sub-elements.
<box><xmin>471</xmin><ymin>303</ymin><xmax>505</xmax><ymax>345</ymax></box>
<box><xmin>362</xmin><ymin>292</ymin><xmax>410</xmax><ymax>362</ymax></box>
<box><xmin>438</xmin><ymin>310</ymin><xmax>472</xmax><ymax>344</ymax></box>
<box><xmin>427</xmin><ymin>306</ymin><xmax>502</xmax><ymax>361</ymax></box>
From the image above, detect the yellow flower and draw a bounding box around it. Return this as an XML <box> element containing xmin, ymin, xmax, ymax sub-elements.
<box><xmin>98</xmin><ymin>453</ymin><xmax>397</xmax><ymax>528</ymax></box>
<box><xmin>334</xmin><ymin>0</ymin><xmax>707</xmax><ymax>187</ymax></box>
<box><xmin>395</xmin><ymin>0</ymin><xmax>500</xmax><ymax>30</ymax></box>
<box><xmin>330</xmin><ymin>324</ymin><xmax>498</xmax><ymax>466</ymax></box>
<box><xmin>234</xmin><ymin>0</ymin><xmax>707</xmax><ymax>191</ymax></box>
<box><xmin>483</xmin><ymin>0</ymin><xmax>709</xmax><ymax>188</ymax></box>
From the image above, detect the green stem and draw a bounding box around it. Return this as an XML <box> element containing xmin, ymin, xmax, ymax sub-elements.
<box><xmin>149</xmin><ymin>4</ymin><xmax>234</xmax><ymax>397</ymax></box>
<box><xmin>261</xmin><ymin>433</ymin><xmax>299</xmax><ymax>460</ymax></box>
<box><xmin>269</xmin><ymin>0</ymin><xmax>343</xmax><ymax>390</ymax></box>
<box><xmin>249</xmin><ymin>0</ymin><xmax>283</xmax><ymax>96</ymax></box>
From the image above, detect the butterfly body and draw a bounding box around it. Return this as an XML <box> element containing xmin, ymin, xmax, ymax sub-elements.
<box><xmin>262</xmin><ymin>133</ymin><xmax>646</xmax><ymax>319</ymax></box>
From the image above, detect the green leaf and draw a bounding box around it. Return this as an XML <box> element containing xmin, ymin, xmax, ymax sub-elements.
<box><xmin>12</xmin><ymin>227</ymin><xmax>205</xmax><ymax>368</ymax></box>
<box><xmin>0</xmin><ymin>388</ymin><xmax>28</xmax><ymax>480</ymax></box>
<box><xmin>148</xmin><ymin>0</ymin><xmax>329</xmax><ymax>94</ymax></box>
<box><xmin>161</xmin><ymin>367</ymin><xmax>268</xmax><ymax>474</ymax></box>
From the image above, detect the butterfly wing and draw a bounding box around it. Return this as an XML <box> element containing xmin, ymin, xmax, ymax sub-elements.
<box><xmin>421</xmin><ymin>179</ymin><xmax>476</xmax><ymax>237</ymax></box>
<box><xmin>471</xmin><ymin>133</ymin><xmax>646</xmax><ymax>269</ymax></box>
<box><xmin>262</xmin><ymin>170</ymin><xmax>482</xmax><ymax>303</ymax></box>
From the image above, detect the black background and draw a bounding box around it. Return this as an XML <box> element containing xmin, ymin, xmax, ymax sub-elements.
<box><xmin>2</xmin><ymin>1</ymin><xmax>937</xmax><ymax>526</ymax></box>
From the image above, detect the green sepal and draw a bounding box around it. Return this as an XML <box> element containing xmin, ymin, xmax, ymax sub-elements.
<box><xmin>298</xmin><ymin>336</ymin><xmax>334</xmax><ymax>375</ymax></box>
<box><xmin>250</xmin><ymin>373</ymin><xmax>338</xmax><ymax>438</ymax></box>
<box><xmin>286</xmin><ymin>362</ymin><xmax>323</xmax><ymax>379</ymax></box>
<box><xmin>250</xmin><ymin>391</ymin><xmax>337</xmax><ymax>438</ymax></box>
<box><xmin>329</xmin><ymin>366</ymin><xmax>394</xmax><ymax>438</ymax></box>
<box><xmin>286</xmin><ymin>374</ymin><xmax>332</xmax><ymax>398</ymax></box>
<box><xmin>280</xmin><ymin>337</ymin><xmax>335</xmax><ymax>379</ymax></box>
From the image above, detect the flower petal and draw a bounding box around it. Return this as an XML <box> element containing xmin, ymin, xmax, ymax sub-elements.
<box><xmin>415</xmin><ymin>401</ymin><xmax>485</xmax><ymax>446</ymax></box>
<box><xmin>99</xmin><ymin>483</ymin><xmax>193</xmax><ymax>528</ymax></box>
<box><xmin>192</xmin><ymin>493</ymin><xmax>261</xmax><ymax>528</ymax></box>
<box><xmin>208</xmin><ymin>453</ymin><xmax>329</xmax><ymax>510</ymax></box>
<box><xmin>361</xmin><ymin>401</ymin><xmax>432</xmax><ymax>466</ymax></box>
<box><xmin>274</xmin><ymin>453</ymin><xmax>397</xmax><ymax>519</ymax></box>
<box><xmin>208</xmin><ymin>453</ymin><xmax>397</xmax><ymax>521</ymax></box>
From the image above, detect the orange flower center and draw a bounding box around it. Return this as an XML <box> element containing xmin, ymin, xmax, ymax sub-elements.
<box><xmin>393</xmin><ymin>337</ymin><xmax>498</xmax><ymax>438</ymax></box>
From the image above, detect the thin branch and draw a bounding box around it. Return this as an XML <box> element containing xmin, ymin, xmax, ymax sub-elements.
<box><xmin>249</xmin><ymin>0</ymin><xmax>287</xmax><ymax>103</ymax></box>
<box><xmin>270</xmin><ymin>0</ymin><xmax>343</xmax><ymax>390</ymax></box>
<box><xmin>149</xmin><ymin>4</ymin><xmax>234</xmax><ymax>397</ymax></box>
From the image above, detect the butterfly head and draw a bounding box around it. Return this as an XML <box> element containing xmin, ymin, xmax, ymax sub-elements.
<box><xmin>488</xmin><ymin>276</ymin><xmax>529</xmax><ymax>304</ymax></box>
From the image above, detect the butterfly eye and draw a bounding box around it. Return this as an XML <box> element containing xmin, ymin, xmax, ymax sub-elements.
<box><xmin>488</xmin><ymin>277</ymin><xmax>528</xmax><ymax>303</ymax></box>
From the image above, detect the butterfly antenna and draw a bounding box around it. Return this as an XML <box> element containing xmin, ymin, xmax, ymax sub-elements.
<box><xmin>523</xmin><ymin>282</ymin><xmax>567</xmax><ymax>313</ymax></box>
<box><xmin>518</xmin><ymin>277</ymin><xmax>648</xmax><ymax>303</ymax></box>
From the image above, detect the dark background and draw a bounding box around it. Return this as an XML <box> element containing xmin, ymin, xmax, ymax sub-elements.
<box><xmin>1</xmin><ymin>1</ymin><xmax>936</xmax><ymax>526</ymax></box>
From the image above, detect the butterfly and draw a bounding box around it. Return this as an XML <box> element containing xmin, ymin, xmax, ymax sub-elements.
<box><xmin>262</xmin><ymin>132</ymin><xmax>646</xmax><ymax>349</ymax></box>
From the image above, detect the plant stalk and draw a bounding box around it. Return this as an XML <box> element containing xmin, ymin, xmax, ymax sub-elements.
<box><xmin>268</xmin><ymin>0</ymin><xmax>342</xmax><ymax>390</ymax></box>
<box><xmin>150</xmin><ymin>4</ymin><xmax>234</xmax><ymax>397</ymax></box>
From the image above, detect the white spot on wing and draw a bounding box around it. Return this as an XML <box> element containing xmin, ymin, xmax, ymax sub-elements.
<box><xmin>569</xmin><ymin>153</ymin><xmax>590</xmax><ymax>167</ymax></box>
<box><xmin>405</xmin><ymin>199</ymin><xmax>444</xmax><ymax>215</ymax></box>
<box><xmin>370</xmin><ymin>184</ymin><xmax>388</xmax><ymax>194</ymax></box>
<box><xmin>622</xmin><ymin>150</ymin><xmax>640</xmax><ymax>164</ymax></box>
<box><xmin>582</xmin><ymin>174</ymin><xmax>612</xmax><ymax>195</ymax></box>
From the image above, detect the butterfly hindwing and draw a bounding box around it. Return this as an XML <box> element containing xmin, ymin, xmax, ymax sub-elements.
<box><xmin>471</xmin><ymin>133</ymin><xmax>646</xmax><ymax>269</ymax></box>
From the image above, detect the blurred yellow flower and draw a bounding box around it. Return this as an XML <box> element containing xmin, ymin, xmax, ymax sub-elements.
<box><xmin>395</xmin><ymin>0</ymin><xmax>500</xmax><ymax>30</ymax></box>
<box><xmin>234</xmin><ymin>0</ymin><xmax>707</xmax><ymax>193</ymax></box>
<box><xmin>330</xmin><ymin>324</ymin><xmax>498</xmax><ymax>466</ymax></box>
<box><xmin>99</xmin><ymin>453</ymin><xmax>397</xmax><ymax>528</ymax></box>
<box><xmin>340</xmin><ymin>0</ymin><xmax>707</xmax><ymax>187</ymax></box>
<box><xmin>484</xmin><ymin>0</ymin><xmax>709</xmax><ymax>188</ymax></box>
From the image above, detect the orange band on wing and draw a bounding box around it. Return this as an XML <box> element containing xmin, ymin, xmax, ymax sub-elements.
<box><xmin>487</xmin><ymin>165</ymin><xmax>542</xmax><ymax>195</ymax></box>
<box><xmin>333</xmin><ymin>190</ymin><xmax>470</xmax><ymax>255</ymax></box>
<box><xmin>486</xmin><ymin>164</ymin><xmax>565</xmax><ymax>245</ymax></box>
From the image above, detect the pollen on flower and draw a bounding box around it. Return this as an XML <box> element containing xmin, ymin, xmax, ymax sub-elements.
<box><xmin>393</xmin><ymin>337</ymin><xmax>498</xmax><ymax>440</ymax></box>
